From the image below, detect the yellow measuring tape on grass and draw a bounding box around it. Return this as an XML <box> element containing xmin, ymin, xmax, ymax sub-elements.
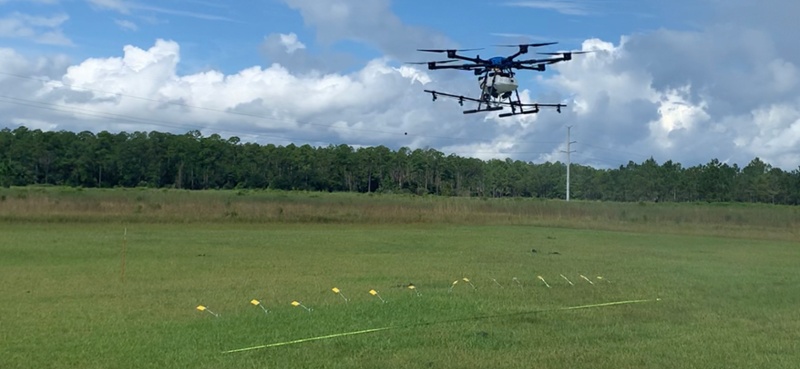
<box><xmin>223</xmin><ymin>326</ymin><xmax>394</xmax><ymax>354</ymax></box>
<box><xmin>222</xmin><ymin>297</ymin><xmax>660</xmax><ymax>354</ymax></box>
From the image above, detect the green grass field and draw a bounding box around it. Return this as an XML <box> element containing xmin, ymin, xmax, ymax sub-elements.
<box><xmin>1</xmin><ymin>188</ymin><xmax>799</xmax><ymax>368</ymax></box>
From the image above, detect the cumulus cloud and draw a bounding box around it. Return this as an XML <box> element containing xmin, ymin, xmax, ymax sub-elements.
<box><xmin>0</xmin><ymin>47</ymin><xmax>72</xmax><ymax>130</ymax></box>
<box><xmin>5</xmin><ymin>31</ymin><xmax>798</xmax><ymax>170</ymax></box>
<box><xmin>538</xmin><ymin>27</ymin><xmax>800</xmax><ymax>169</ymax></box>
<box><xmin>2</xmin><ymin>39</ymin><xmax>492</xmax><ymax>150</ymax></box>
<box><xmin>2</xmin><ymin>0</ymin><xmax>799</xmax><ymax>171</ymax></box>
<box><xmin>278</xmin><ymin>33</ymin><xmax>305</xmax><ymax>54</ymax></box>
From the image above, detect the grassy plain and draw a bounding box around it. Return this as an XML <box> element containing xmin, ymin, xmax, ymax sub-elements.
<box><xmin>0</xmin><ymin>187</ymin><xmax>798</xmax><ymax>368</ymax></box>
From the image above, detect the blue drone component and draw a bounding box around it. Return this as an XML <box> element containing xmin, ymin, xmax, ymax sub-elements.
<box><xmin>412</xmin><ymin>42</ymin><xmax>585</xmax><ymax>117</ymax></box>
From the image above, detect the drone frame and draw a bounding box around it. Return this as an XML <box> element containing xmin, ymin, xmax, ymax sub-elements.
<box><xmin>414</xmin><ymin>43</ymin><xmax>581</xmax><ymax>117</ymax></box>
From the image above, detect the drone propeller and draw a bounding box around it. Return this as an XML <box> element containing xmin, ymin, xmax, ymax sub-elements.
<box><xmin>538</xmin><ymin>51</ymin><xmax>593</xmax><ymax>56</ymax></box>
<box><xmin>494</xmin><ymin>42</ymin><xmax>558</xmax><ymax>48</ymax></box>
<box><xmin>405</xmin><ymin>60</ymin><xmax>458</xmax><ymax>65</ymax></box>
<box><xmin>537</xmin><ymin>50</ymin><xmax>592</xmax><ymax>61</ymax></box>
<box><xmin>417</xmin><ymin>48</ymin><xmax>483</xmax><ymax>53</ymax></box>
<box><xmin>512</xmin><ymin>57</ymin><xmax>564</xmax><ymax>66</ymax></box>
<box><xmin>515</xmin><ymin>64</ymin><xmax>547</xmax><ymax>72</ymax></box>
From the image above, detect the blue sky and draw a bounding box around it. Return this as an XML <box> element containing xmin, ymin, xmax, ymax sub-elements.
<box><xmin>1</xmin><ymin>0</ymin><xmax>799</xmax><ymax>170</ymax></box>
<box><xmin>2</xmin><ymin>0</ymin><xmax>701</xmax><ymax>72</ymax></box>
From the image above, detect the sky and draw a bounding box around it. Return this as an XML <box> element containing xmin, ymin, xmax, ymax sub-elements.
<box><xmin>1</xmin><ymin>0</ymin><xmax>799</xmax><ymax>170</ymax></box>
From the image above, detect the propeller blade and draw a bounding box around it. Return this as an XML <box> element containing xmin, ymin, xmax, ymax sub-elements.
<box><xmin>494</xmin><ymin>42</ymin><xmax>558</xmax><ymax>48</ymax></box>
<box><xmin>417</xmin><ymin>48</ymin><xmax>483</xmax><ymax>53</ymax></box>
<box><xmin>404</xmin><ymin>60</ymin><xmax>458</xmax><ymax>65</ymax></box>
<box><xmin>512</xmin><ymin>58</ymin><xmax>560</xmax><ymax>65</ymax></box>
<box><xmin>516</xmin><ymin>64</ymin><xmax>547</xmax><ymax>72</ymax></box>
<box><xmin>538</xmin><ymin>51</ymin><xmax>593</xmax><ymax>55</ymax></box>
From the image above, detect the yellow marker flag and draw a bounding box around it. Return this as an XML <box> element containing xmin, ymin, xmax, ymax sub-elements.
<box><xmin>448</xmin><ymin>280</ymin><xmax>459</xmax><ymax>292</ymax></box>
<box><xmin>408</xmin><ymin>284</ymin><xmax>421</xmax><ymax>296</ymax></box>
<box><xmin>461</xmin><ymin>278</ymin><xmax>476</xmax><ymax>289</ymax></box>
<box><xmin>290</xmin><ymin>300</ymin><xmax>311</xmax><ymax>312</ymax></box>
<box><xmin>196</xmin><ymin>305</ymin><xmax>219</xmax><ymax>317</ymax></box>
<box><xmin>332</xmin><ymin>287</ymin><xmax>348</xmax><ymax>302</ymax></box>
<box><xmin>252</xmin><ymin>299</ymin><xmax>269</xmax><ymax>314</ymax></box>
<box><xmin>369</xmin><ymin>289</ymin><xmax>386</xmax><ymax>303</ymax></box>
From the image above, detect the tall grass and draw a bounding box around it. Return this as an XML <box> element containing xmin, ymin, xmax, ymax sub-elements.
<box><xmin>1</xmin><ymin>186</ymin><xmax>797</xmax><ymax>240</ymax></box>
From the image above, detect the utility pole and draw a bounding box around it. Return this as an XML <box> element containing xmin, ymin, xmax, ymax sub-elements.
<box><xmin>560</xmin><ymin>126</ymin><xmax>577</xmax><ymax>201</ymax></box>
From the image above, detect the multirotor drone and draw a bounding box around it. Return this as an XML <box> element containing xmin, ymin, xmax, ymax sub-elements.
<box><xmin>410</xmin><ymin>42</ymin><xmax>586</xmax><ymax>118</ymax></box>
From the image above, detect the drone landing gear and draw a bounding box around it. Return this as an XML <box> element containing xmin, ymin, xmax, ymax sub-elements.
<box><xmin>463</xmin><ymin>106</ymin><xmax>503</xmax><ymax>115</ymax></box>
<box><xmin>498</xmin><ymin>108</ymin><xmax>538</xmax><ymax>118</ymax></box>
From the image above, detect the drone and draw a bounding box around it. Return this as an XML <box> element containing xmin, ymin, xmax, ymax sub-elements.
<box><xmin>411</xmin><ymin>42</ymin><xmax>586</xmax><ymax>118</ymax></box>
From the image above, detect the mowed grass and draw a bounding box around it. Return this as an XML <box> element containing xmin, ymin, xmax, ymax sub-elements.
<box><xmin>1</xmin><ymin>189</ymin><xmax>799</xmax><ymax>368</ymax></box>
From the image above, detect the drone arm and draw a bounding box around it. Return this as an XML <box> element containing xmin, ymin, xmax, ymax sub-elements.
<box><xmin>504</xmin><ymin>51</ymin><xmax>523</xmax><ymax>63</ymax></box>
<box><xmin>446</xmin><ymin>53</ymin><xmax>485</xmax><ymax>64</ymax></box>
<box><xmin>497</xmin><ymin>42</ymin><xmax>559</xmax><ymax>62</ymax></box>
<box><xmin>417</xmin><ymin>49</ymin><xmax>486</xmax><ymax>64</ymax></box>
<box><xmin>506</xmin><ymin>44</ymin><xmax>546</xmax><ymax>61</ymax></box>
<box><xmin>427</xmin><ymin>64</ymin><xmax>482</xmax><ymax>71</ymax></box>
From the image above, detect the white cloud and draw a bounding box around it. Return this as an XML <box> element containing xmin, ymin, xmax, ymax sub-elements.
<box><xmin>278</xmin><ymin>33</ymin><xmax>305</xmax><ymax>54</ymax></box>
<box><xmin>732</xmin><ymin>103</ymin><xmax>800</xmax><ymax>169</ymax></box>
<box><xmin>2</xmin><ymin>0</ymin><xmax>799</xmax><ymax>172</ymax></box>
<box><xmin>0</xmin><ymin>12</ymin><xmax>72</xmax><ymax>45</ymax></box>
<box><xmin>87</xmin><ymin>0</ymin><xmax>131</xmax><ymax>13</ymax></box>
<box><xmin>0</xmin><ymin>46</ymin><xmax>74</xmax><ymax>126</ymax></box>
<box><xmin>11</xmin><ymin>117</ymin><xmax>58</xmax><ymax>131</ymax></box>
<box><xmin>4</xmin><ymin>39</ymin><xmax>477</xmax><ymax>150</ymax></box>
<box><xmin>504</xmin><ymin>1</ymin><xmax>590</xmax><ymax>16</ymax></box>
<box><xmin>260</xmin><ymin>32</ymin><xmax>354</xmax><ymax>74</ymax></box>
<box><xmin>648</xmin><ymin>86</ymin><xmax>710</xmax><ymax>149</ymax></box>
<box><xmin>442</xmin><ymin>134</ymin><xmax>523</xmax><ymax>161</ymax></box>
<box><xmin>87</xmin><ymin>0</ymin><xmax>234</xmax><ymax>21</ymax></box>
<box><xmin>0</xmin><ymin>0</ymin><xmax>60</xmax><ymax>4</ymax></box>
<box><xmin>5</xmin><ymin>31</ymin><xmax>797</xmax><ymax>171</ymax></box>
<box><xmin>281</xmin><ymin>0</ymin><xmax>453</xmax><ymax>61</ymax></box>
<box><xmin>536</xmin><ymin>25</ymin><xmax>800</xmax><ymax>169</ymax></box>
<box><xmin>114</xmin><ymin>19</ymin><xmax>138</xmax><ymax>31</ymax></box>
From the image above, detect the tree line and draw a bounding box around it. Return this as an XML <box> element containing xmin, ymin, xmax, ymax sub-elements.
<box><xmin>1</xmin><ymin>126</ymin><xmax>799</xmax><ymax>204</ymax></box>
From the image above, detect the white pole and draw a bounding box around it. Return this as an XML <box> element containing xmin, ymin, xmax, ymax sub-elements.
<box><xmin>561</xmin><ymin>126</ymin><xmax>576</xmax><ymax>201</ymax></box>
